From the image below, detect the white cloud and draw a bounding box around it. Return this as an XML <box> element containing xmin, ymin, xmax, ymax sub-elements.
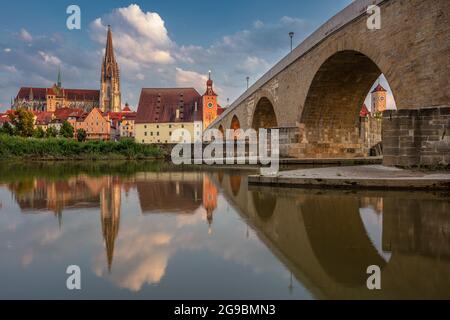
<box><xmin>38</xmin><ymin>51</ymin><xmax>61</xmax><ymax>66</ymax></box>
<box><xmin>235</xmin><ymin>56</ymin><xmax>270</xmax><ymax>75</ymax></box>
<box><xmin>4</xmin><ymin>48</ymin><xmax>11</xmax><ymax>53</ymax></box>
<box><xmin>175</xmin><ymin>67</ymin><xmax>208</xmax><ymax>92</ymax></box>
<box><xmin>19</xmin><ymin>29</ymin><xmax>33</xmax><ymax>42</ymax></box>
<box><xmin>1</xmin><ymin>65</ymin><xmax>18</xmax><ymax>73</ymax></box>
<box><xmin>90</xmin><ymin>4</ymin><xmax>174</xmax><ymax>67</ymax></box>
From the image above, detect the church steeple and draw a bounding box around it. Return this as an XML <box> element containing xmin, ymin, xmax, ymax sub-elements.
<box><xmin>104</xmin><ymin>25</ymin><xmax>115</xmax><ymax>65</ymax></box>
<box><xmin>100</xmin><ymin>25</ymin><xmax>121</xmax><ymax>113</ymax></box>
<box><xmin>57</xmin><ymin>66</ymin><xmax>62</xmax><ymax>88</ymax></box>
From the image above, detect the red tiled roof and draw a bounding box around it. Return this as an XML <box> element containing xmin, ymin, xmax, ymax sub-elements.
<box><xmin>122</xmin><ymin>105</ymin><xmax>132</xmax><ymax>112</ymax></box>
<box><xmin>35</xmin><ymin>112</ymin><xmax>53</xmax><ymax>125</ymax></box>
<box><xmin>16</xmin><ymin>87</ymin><xmax>99</xmax><ymax>101</ymax></box>
<box><xmin>108</xmin><ymin>111</ymin><xmax>137</xmax><ymax>121</ymax></box>
<box><xmin>64</xmin><ymin>89</ymin><xmax>99</xmax><ymax>101</ymax></box>
<box><xmin>372</xmin><ymin>84</ymin><xmax>387</xmax><ymax>93</ymax></box>
<box><xmin>0</xmin><ymin>115</ymin><xmax>11</xmax><ymax>124</ymax></box>
<box><xmin>54</xmin><ymin>108</ymin><xmax>84</xmax><ymax>121</ymax></box>
<box><xmin>360</xmin><ymin>104</ymin><xmax>370</xmax><ymax>117</ymax></box>
<box><xmin>136</xmin><ymin>88</ymin><xmax>203</xmax><ymax>124</ymax></box>
<box><xmin>217</xmin><ymin>106</ymin><xmax>225</xmax><ymax>116</ymax></box>
<box><xmin>122</xmin><ymin>112</ymin><xmax>136</xmax><ymax>120</ymax></box>
<box><xmin>16</xmin><ymin>87</ymin><xmax>47</xmax><ymax>100</ymax></box>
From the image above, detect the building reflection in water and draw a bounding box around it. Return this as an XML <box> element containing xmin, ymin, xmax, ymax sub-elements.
<box><xmin>7</xmin><ymin>172</ymin><xmax>219</xmax><ymax>273</ymax></box>
<box><xmin>4</xmin><ymin>170</ymin><xmax>450</xmax><ymax>299</ymax></box>
<box><xmin>100</xmin><ymin>177</ymin><xmax>121</xmax><ymax>272</ymax></box>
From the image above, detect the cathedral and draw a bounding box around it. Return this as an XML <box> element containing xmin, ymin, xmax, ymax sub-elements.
<box><xmin>13</xmin><ymin>26</ymin><xmax>121</xmax><ymax>113</ymax></box>
<box><xmin>100</xmin><ymin>25</ymin><xmax>122</xmax><ymax>113</ymax></box>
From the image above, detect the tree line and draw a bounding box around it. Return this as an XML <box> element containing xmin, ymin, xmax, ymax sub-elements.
<box><xmin>0</xmin><ymin>108</ymin><xmax>87</xmax><ymax>142</ymax></box>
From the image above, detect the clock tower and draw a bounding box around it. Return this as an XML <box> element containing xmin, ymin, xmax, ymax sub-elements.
<box><xmin>202</xmin><ymin>71</ymin><xmax>218</xmax><ymax>129</ymax></box>
<box><xmin>371</xmin><ymin>83</ymin><xmax>387</xmax><ymax>113</ymax></box>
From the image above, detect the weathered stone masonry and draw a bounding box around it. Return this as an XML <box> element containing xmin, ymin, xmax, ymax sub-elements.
<box><xmin>383</xmin><ymin>107</ymin><xmax>450</xmax><ymax>167</ymax></box>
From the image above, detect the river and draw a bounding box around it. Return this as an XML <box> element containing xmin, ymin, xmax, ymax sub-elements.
<box><xmin>0</xmin><ymin>161</ymin><xmax>449</xmax><ymax>299</ymax></box>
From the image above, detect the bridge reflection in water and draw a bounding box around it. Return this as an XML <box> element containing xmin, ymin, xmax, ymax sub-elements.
<box><xmin>1</xmin><ymin>164</ymin><xmax>449</xmax><ymax>299</ymax></box>
<box><xmin>214</xmin><ymin>173</ymin><xmax>450</xmax><ymax>300</ymax></box>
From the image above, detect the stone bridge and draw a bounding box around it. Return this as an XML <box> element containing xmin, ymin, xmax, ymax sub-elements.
<box><xmin>210</xmin><ymin>0</ymin><xmax>450</xmax><ymax>167</ymax></box>
<box><xmin>208</xmin><ymin>171</ymin><xmax>450</xmax><ymax>299</ymax></box>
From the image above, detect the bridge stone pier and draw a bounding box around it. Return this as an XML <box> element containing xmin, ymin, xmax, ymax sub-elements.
<box><xmin>210</xmin><ymin>0</ymin><xmax>450</xmax><ymax>167</ymax></box>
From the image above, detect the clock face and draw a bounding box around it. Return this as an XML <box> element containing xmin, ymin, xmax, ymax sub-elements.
<box><xmin>208</xmin><ymin>102</ymin><xmax>214</xmax><ymax>109</ymax></box>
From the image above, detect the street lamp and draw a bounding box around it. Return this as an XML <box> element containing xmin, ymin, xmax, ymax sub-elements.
<box><xmin>289</xmin><ymin>32</ymin><xmax>295</xmax><ymax>52</ymax></box>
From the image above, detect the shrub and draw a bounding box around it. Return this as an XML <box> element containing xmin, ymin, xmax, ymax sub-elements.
<box><xmin>46</xmin><ymin>127</ymin><xmax>58</xmax><ymax>138</ymax></box>
<box><xmin>60</xmin><ymin>121</ymin><xmax>74</xmax><ymax>138</ymax></box>
<box><xmin>77</xmin><ymin>129</ymin><xmax>87</xmax><ymax>142</ymax></box>
<box><xmin>0</xmin><ymin>134</ymin><xmax>163</xmax><ymax>160</ymax></box>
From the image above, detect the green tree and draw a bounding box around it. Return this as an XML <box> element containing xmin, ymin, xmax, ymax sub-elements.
<box><xmin>76</xmin><ymin>128</ymin><xmax>87</xmax><ymax>142</ymax></box>
<box><xmin>46</xmin><ymin>126</ymin><xmax>58</xmax><ymax>138</ymax></box>
<box><xmin>1</xmin><ymin>122</ymin><xmax>14</xmax><ymax>135</ymax></box>
<box><xmin>33</xmin><ymin>127</ymin><xmax>45</xmax><ymax>138</ymax></box>
<box><xmin>9</xmin><ymin>109</ymin><xmax>35</xmax><ymax>137</ymax></box>
<box><xmin>60</xmin><ymin>121</ymin><xmax>74</xmax><ymax>138</ymax></box>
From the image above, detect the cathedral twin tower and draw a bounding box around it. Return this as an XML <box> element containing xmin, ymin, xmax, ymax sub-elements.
<box><xmin>100</xmin><ymin>25</ymin><xmax>121</xmax><ymax>113</ymax></box>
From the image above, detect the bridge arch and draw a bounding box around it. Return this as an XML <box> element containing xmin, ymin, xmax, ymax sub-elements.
<box><xmin>252</xmin><ymin>97</ymin><xmax>278</xmax><ymax>132</ymax></box>
<box><xmin>218</xmin><ymin>125</ymin><xmax>224</xmax><ymax>139</ymax></box>
<box><xmin>251</xmin><ymin>190</ymin><xmax>277</xmax><ymax>222</ymax></box>
<box><xmin>299</xmin><ymin>50</ymin><xmax>394</xmax><ymax>157</ymax></box>
<box><xmin>230</xmin><ymin>115</ymin><xmax>241</xmax><ymax>141</ymax></box>
<box><xmin>230</xmin><ymin>115</ymin><xmax>241</xmax><ymax>130</ymax></box>
<box><xmin>229</xmin><ymin>175</ymin><xmax>241</xmax><ymax>197</ymax></box>
<box><xmin>301</xmin><ymin>194</ymin><xmax>387</xmax><ymax>287</ymax></box>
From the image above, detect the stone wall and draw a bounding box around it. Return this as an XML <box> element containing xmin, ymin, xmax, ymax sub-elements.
<box><xmin>383</xmin><ymin>107</ymin><xmax>450</xmax><ymax>167</ymax></box>
<box><xmin>360</xmin><ymin>116</ymin><xmax>383</xmax><ymax>156</ymax></box>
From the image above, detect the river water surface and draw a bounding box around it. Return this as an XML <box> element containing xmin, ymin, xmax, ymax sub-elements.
<box><xmin>0</xmin><ymin>161</ymin><xmax>449</xmax><ymax>299</ymax></box>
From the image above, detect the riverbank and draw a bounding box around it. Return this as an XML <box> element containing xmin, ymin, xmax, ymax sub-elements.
<box><xmin>0</xmin><ymin>134</ymin><xmax>165</xmax><ymax>160</ymax></box>
<box><xmin>248</xmin><ymin>165</ymin><xmax>450</xmax><ymax>190</ymax></box>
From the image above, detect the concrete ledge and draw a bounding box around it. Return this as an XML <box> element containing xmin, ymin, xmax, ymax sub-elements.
<box><xmin>279</xmin><ymin>157</ymin><xmax>382</xmax><ymax>165</ymax></box>
<box><xmin>248</xmin><ymin>165</ymin><xmax>450</xmax><ymax>190</ymax></box>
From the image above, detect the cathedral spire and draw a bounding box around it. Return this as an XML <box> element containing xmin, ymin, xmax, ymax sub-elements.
<box><xmin>104</xmin><ymin>25</ymin><xmax>115</xmax><ymax>63</ymax></box>
<box><xmin>57</xmin><ymin>66</ymin><xmax>62</xmax><ymax>88</ymax></box>
<box><xmin>100</xmin><ymin>25</ymin><xmax>121</xmax><ymax>112</ymax></box>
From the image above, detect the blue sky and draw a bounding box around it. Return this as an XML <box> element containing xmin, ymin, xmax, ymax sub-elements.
<box><xmin>0</xmin><ymin>0</ymin><xmax>372</xmax><ymax>111</ymax></box>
